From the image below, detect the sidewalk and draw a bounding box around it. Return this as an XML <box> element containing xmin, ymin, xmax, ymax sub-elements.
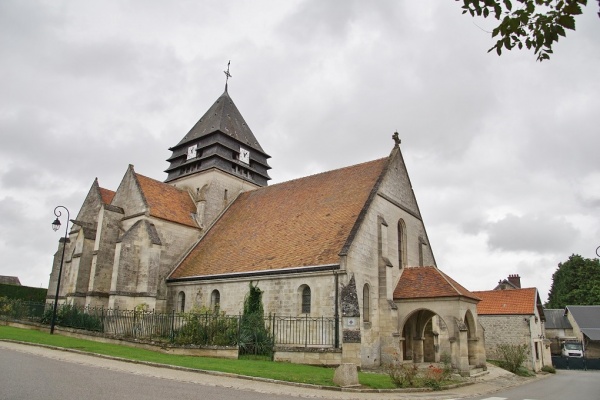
<box><xmin>0</xmin><ymin>340</ymin><xmax>546</xmax><ymax>400</ymax></box>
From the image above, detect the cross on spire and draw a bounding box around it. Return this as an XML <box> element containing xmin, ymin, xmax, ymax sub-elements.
<box><xmin>224</xmin><ymin>60</ymin><xmax>232</xmax><ymax>92</ymax></box>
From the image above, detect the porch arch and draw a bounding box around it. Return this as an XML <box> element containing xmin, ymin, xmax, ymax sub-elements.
<box><xmin>400</xmin><ymin>308</ymin><xmax>448</xmax><ymax>363</ymax></box>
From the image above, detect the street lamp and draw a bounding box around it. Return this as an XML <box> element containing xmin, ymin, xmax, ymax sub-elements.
<box><xmin>50</xmin><ymin>206</ymin><xmax>70</xmax><ymax>334</ymax></box>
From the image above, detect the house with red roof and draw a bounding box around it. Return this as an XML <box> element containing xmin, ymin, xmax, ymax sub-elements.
<box><xmin>48</xmin><ymin>85</ymin><xmax>486</xmax><ymax>373</ymax></box>
<box><xmin>473</xmin><ymin>279</ymin><xmax>552</xmax><ymax>371</ymax></box>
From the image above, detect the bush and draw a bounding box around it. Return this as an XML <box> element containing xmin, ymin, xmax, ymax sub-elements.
<box><xmin>41</xmin><ymin>304</ymin><xmax>103</xmax><ymax>332</ymax></box>
<box><xmin>386</xmin><ymin>360</ymin><xmax>420</xmax><ymax>388</ymax></box>
<box><xmin>423</xmin><ymin>365</ymin><xmax>445</xmax><ymax>390</ymax></box>
<box><xmin>0</xmin><ymin>297</ymin><xmax>46</xmax><ymax>322</ymax></box>
<box><xmin>239</xmin><ymin>282</ymin><xmax>273</xmax><ymax>357</ymax></box>
<box><xmin>0</xmin><ymin>284</ymin><xmax>47</xmax><ymax>302</ymax></box>
<box><xmin>496</xmin><ymin>344</ymin><xmax>528</xmax><ymax>373</ymax></box>
<box><xmin>174</xmin><ymin>308</ymin><xmax>238</xmax><ymax>346</ymax></box>
<box><xmin>541</xmin><ymin>365</ymin><xmax>556</xmax><ymax>374</ymax></box>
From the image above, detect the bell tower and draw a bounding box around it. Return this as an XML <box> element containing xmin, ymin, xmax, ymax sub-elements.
<box><xmin>164</xmin><ymin>68</ymin><xmax>271</xmax><ymax>229</ymax></box>
<box><xmin>164</xmin><ymin>90</ymin><xmax>271</xmax><ymax>187</ymax></box>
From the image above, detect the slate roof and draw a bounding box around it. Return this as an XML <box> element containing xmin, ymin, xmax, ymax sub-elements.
<box><xmin>169</xmin><ymin>157</ymin><xmax>388</xmax><ymax>280</ymax></box>
<box><xmin>566</xmin><ymin>305</ymin><xmax>600</xmax><ymax>341</ymax></box>
<box><xmin>473</xmin><ymin>288</ymin><xmax>539</xmax><ymax>315</ymax></box>
<box><xmin>0</xmin><ymin>276</ymin><xmax>21</xmax><ymax>285</ymax></box>
<box><xmin>174</xmin><ymin>91</ymin><xmax>265</xmax><ymax>153</ymax></box>
<box><xmin>393</xmin><ymin>266</ymin><xmax>480</xmax><ymax>301</ymax></box>
<box><xmin>99</xmin><ymin>187</ymin><xmax>115</xmax><ymax>205</ymax></box>
<box><xmin>544</xmin><ymin>309</ymin><xmax>573</xmax><ymax>330</ymax></box>
<box><xmin>135</xmin><ymin>173</ymin><xmax>198</xmax><ymax>228</ymax></box>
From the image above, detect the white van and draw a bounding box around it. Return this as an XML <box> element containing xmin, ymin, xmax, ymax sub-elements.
<box><xmin>561</xmin><ymin>341</ymin><xmax>584</xmax><ymax>358</ymax></box>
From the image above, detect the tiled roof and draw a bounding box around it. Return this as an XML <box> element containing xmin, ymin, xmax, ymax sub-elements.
<box><xmin>544</xmin><ymin>309</ymin><xmax>573</xmax><ymax>330</ymax></box>
<box><xmin>135</xmin><ymin>173</ymin><xmax>198</xmax><ymax>228</ymax></box>
<box><xmin>99</xmin><ymin>187</ymin><xmax>115</xmax><ymax>205</ymax></box>
<box><xmin>473</xmin><ymin>288</ymin><xmax>538</xmax><ymax>315</ymax></box>
<box><xmin>393</xmin><ymin>266</ymin><xmax>480</xmax><ymax>301</ymax></box>
<box><xmin>170</xmin><ymin>158</ymin><xmax>388</xmax><ymax>279</ymax></box>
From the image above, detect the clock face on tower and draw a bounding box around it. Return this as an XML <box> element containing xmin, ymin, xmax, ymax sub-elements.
<box><xmin>186</xmin><ymin>144</ymin><xmax>197</xmax><ymax>160</ymax></box>
<box><xmin>239</xmin><ymin>146</ymin><xmax>250</xmax><ymax>164</ymax></box>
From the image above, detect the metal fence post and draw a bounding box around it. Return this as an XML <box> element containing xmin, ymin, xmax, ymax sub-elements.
<box><xmin>170</xmin><ymin>309</ymin><xmax>175</xmax><ymax>343</ymax></box>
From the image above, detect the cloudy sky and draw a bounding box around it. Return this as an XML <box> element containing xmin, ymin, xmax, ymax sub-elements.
<box><xmin>1</xmin><ymin>1</ymin><xmax>599</xmax><ymax>302</ymax></box>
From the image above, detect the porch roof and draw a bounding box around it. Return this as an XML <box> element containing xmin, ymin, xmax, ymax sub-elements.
<box><xmin>393</xmin><ymin>266</ymin><xmax>480</xmax><ymax>301</ymax></box>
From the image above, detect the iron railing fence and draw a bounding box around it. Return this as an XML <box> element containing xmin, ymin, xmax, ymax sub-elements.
<box><xmin>0</xmin><ymin>298</ymin><xmax>47</xmax><ymax>323</ymax></box>
<box><xmin>0</xmin><ymin>300</ymin><xmax>338</xmax><ymax>348</ymax></box>
<box><xmin>271</xmin><ymin>315</ymin><xmax>336</xmax><ymax>347</ymax></box>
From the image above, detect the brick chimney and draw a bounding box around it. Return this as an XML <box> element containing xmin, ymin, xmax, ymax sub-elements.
<box><xmin>508</xmin><ymin>274</ymin><xmax>521</xmax><ymax>288</ymax></box>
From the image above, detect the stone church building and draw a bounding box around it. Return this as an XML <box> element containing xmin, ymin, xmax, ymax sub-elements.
<box><xmin>48</xmin><ymin>86</ymin><xmax>486</xmax><ymax>373</ymax></box>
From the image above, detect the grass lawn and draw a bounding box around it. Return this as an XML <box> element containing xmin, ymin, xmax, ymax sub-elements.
<box><xmin>0</xmin><ymin>325</ymin><xmax>396</xmax><ymax>389</ymax></box>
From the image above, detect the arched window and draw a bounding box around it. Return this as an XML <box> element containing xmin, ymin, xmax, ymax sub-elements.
<box><xmin>211</xmin><ymin>290</ymin><xmax>220</xmax><ymax>310</ymax></box>
<box><xmin>363</xmin><ymin>284</ymin><xmax>370</xmax><ymax>322</ymax></box>
<box><xmin>301</xmin><ymin>285</ymin><xmax>311</xmax><ymax>314</ymax></box>
<box><xmin>177</xmin><ymin>291</ymin><xmax>185</xmax><ymax>313</ymax></box>
<box><xmin>397</xmin><ymin>219</ymin><xmax>407</xmax><ymax>268</ymax></box>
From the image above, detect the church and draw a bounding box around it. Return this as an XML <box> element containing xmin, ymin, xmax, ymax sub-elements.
<box><xmin>48</xmin><ymin>81</ymin><xmax>486</xmax><ymax>373</ymax></box>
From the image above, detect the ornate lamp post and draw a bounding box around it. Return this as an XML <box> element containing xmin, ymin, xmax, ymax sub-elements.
<box><xmin>50</xmin><ymin>206</ymin><xmax>70</xmax><ymax>334</ymax></box>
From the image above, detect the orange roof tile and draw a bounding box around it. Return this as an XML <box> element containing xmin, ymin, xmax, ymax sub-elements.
<box><xmin>473</xmin><ymin>288</ymin><xmax>538</xmax><ymax>315</ymax></box>
<box><xmin>135</xmin><ymin>173</ymin><xmax>198</xmax><ymax>228</ymax></box>
<box><xmin>99</xmin><ymin>187</ymin><xmax>115</xmax><ymax>205</ymax></box>
<box><xmin>393</xmin><ymin>266</ymin><xmax>480</xmax><ymax>301</ymax></box>
<box><xmin>170</xmin><ymin>158</ymin><xmax>388</xmax><ymax>279</ymax></box>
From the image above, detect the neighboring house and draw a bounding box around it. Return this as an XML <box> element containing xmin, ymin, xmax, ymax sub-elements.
<box><xmin>473</xmin><ymin>286</ymin><xmax>552</xmax><ymax>371</ymax></box>
<box><xmin>48</xmin><ymin>85</ymin><xmax>486</xmax><ymax>372</ymax></box>
<box><xmin>0</xmin><ymin>276</ymin><xmax>21</xmax><ymax>286</ymax></box>
<box><xmin>564</xmin><ymin>306</ymin><xmax>600</xmax><ymax>358</ymax></box>
<box><xmin>543</xmin><ymin>308</ymin><xmax>575</xmax><ymax>355</ymax></box>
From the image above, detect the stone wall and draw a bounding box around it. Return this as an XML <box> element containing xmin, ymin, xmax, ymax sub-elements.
<box><xmin>478</xmin><ymin>315</ymin><xmax>530</xmax><ymax>360</ymax></box>
<box><xmin>168</xmin><ymin>270</ymin><xmax>339</xmax><ymax>317</ymax></box>
<box><xmin>274</xmin><ymin>347</ymin><xmax>342</xmax><ymax>366</ymax></box>
<box><xmin>341</xmin><ymin>149</ymin><xmax>438</xmax><ymax>368</ymax></box>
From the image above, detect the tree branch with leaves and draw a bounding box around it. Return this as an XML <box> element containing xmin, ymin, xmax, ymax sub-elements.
<box><xmin>458</xmin><ymin>0</ymin><xmax>598</xmax><ymax>61</ymax></box>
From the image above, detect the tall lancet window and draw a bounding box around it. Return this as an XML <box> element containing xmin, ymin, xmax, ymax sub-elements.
<box><xmin>397</xmin><ymin>219</ymin><xmax>407</xmax><ymax>268</ymax></box>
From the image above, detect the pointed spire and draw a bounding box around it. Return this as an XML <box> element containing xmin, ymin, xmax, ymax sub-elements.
<box><xmin>223</xmin><ymin>60</ymin><xmax>232</xmax><ymax>92</ymax></box>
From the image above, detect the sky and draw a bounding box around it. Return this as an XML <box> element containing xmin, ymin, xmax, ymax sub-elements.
<box><xmin>1</xmin><ymin>1</ymin><xmax>599</xmax><ymax>303</ymax></box>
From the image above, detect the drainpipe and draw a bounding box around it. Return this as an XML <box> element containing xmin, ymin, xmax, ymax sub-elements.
<box><xmin>527</xmin><ymin>316</ymin><xmax>536</xmax><ymax>371</ymax></box>
<box><xmin>334</xmin><ymin>270</ymin><xmax>339</xmax><ymax>349</ymax></box>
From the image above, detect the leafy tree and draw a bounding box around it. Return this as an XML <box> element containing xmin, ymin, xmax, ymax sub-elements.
<box><xmin>546</xmin><ymin>254</ymin><xmax>600</xmax><ymax>308</ymax></box>
<box><xmin>457</xmin><ymin>0</ymin><xmax>599</xmax><ymax>61</ymax></box>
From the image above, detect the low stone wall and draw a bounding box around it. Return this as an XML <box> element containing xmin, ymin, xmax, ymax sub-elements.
<box><xmin>2</xmin><ymin>320</ymin><xmax>238</xmax><ymax>359</ymax></box>
<box><xmin>274</xmin><ymin>346</ymin><xmax>342</xmax><ymax>366</ymax></box>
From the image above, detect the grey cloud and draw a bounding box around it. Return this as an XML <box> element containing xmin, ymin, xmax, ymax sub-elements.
<box><xmin>487</xmin><ymin>214</ymin><xmax>580</xmax><ymax>253</ymax></box>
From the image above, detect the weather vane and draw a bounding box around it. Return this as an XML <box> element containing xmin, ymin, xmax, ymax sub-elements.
<box><xmin>224</xmin><ymin>60</ymin><xmax>232</xmax><ymax>92</ymax></box>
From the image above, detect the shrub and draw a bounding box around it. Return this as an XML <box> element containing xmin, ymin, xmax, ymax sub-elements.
<box><xmin>174</xmin><ymin>307</ymin><xmax>238</xmax><ymax>346</ymax></box>
<box><xmin>41</xmin><ymin>304</ymin><xmax>103</xmax><ymax>332</ymax></box>
<box><xmin>496</xmin><ymin>344</ymin><xmax>528</xmax><ymax>373</ymax></box>
<box><xmin>386</xmin><ymin>360</ymin><xmax>420</xmax><ymax>388</ymax></box>
<box><xmin>239</xmin><ymin>282</ymin><xmax>273</xmax><ymax>357</ymax></box>
<box><xmin>440</xmin><ymin>351</ymin><xmax>454</xmax><ymax>377</ymax></box>
<box><xmin>423</xmin><ymin>364</ymin><xmax>445</xmax><ymax>390</ymax></box>
<box><xmin>541</xmin><ymin>365</ymin><xmax>556</xmax><ymax>374</ymax></box>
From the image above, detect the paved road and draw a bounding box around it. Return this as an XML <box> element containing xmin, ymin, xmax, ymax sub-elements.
<box><xmin>460</xmin><ymin>369</ymin><xmax>600</xmax><ymax>400</ymax></box>
<box><xmin>0</xmin><ymin>341</ymin><xmax>570</xmax><ymax>400</ymax></box>
<box><xmin>0</xmin><ymin>343</ymin><xmax>311</xmax><ymax>400</ymax></box>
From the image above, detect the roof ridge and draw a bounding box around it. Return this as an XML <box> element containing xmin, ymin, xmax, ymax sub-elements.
<box><xmin>266</xmin><ymin>157</ymin><xmax>388</xmax><ymax>189</ymax></box>
<box><xmin>473</xmin><ymin>287</ymin><xmax>537</xmax><ymax>293</ymax></box>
